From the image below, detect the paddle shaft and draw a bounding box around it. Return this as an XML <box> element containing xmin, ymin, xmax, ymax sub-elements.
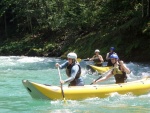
<box><xmin>90</xmin><ymin>67</ymin><xmax>115</xmax><ymax>85</ymax></box>
<box><xmin>77</xmin><ymin>58</ymin><xmax>89</xmax><ymax>62</ymax></box>
<box><xmin>60</xmin><ymin>83</ymin><xmax>65</xmax><ymax>99</ymax></box>
<box><xmin>57</xmin><ymin>67</ymin><xmax>65</xmax><ymax>100</ymax></box>
<box><xmin>90</xmin><ymin>76</ymin><xmax>102</xmax><ymax>85</ymax></box>
<box><xmin>83</xmin><ymin>59</ymin><xmax>90</xmax><ymax>61</ymax></box>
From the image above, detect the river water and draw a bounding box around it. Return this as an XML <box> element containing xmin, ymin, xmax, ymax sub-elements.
<box><xmin>0</xmin><ymin>56</ymin><xmax>150</xmax><ymax>113</ymax></box>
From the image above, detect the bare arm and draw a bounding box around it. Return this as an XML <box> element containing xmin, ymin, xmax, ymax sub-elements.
<box><xmin>98</xmin><ymin>55</ymin><xmax>104</xmax><ymax>62</ymax></box>
<box><xmin>119</xmin><ymin>61</ymin><xmax>131</xmax><ymax>74</ymax></box>
<box><xmin>106</xmin><ymin>53</ymin><xmax>109</xmax><ymax>60</ymax></box>
<box><xmin>89</xmin><ymin>55</ymin><xmax>95</xmax><ymax>60</ymax></box>
<box><xmin>94</xmin><ymin>72</ymin><xmax>113</xmax><ymax>83</ymax></box>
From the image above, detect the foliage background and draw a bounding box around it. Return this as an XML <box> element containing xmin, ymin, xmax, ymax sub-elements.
<box><xmin>0</xmin><ymin>0</ymin><xmax>150</xmax><ymax>61</ymax></box>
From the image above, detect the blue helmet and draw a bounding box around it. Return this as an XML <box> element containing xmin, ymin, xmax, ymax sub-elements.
<box><xmin>110</xmin><ymin>47</ymin><xmax>115</xmax><ymax>51</ymax></box>
<box><xmin>110</xmin><ymin>54</ymin><xmax>118</xmax><ymax>59</ymax></box>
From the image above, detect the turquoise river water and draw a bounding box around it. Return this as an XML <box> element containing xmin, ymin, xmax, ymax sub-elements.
<box><xmin>0</xmin><ymin>56</ymin><xmax>150</xmax><ymax>113</ymax></box>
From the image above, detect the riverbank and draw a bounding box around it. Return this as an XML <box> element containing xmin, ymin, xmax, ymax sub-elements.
<box><xmin>0</xmin><ymin>1</ymin><xmax>150</xmax><ymax>62</ymax></box>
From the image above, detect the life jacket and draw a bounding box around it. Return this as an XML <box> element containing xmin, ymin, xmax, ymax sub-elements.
<box><xmin>93</xmin><ymin>55</ymin><xmax>102</xmax><ymax>66</ymax></box>
<box><xmin>112</xmin><ymin>65</ymin><xmax>127</xmax><ymax>83</ymax></box>
<box><xmin>66</xmin><ymin>63</ymin><xmax>81</xmax><ymax>86</ymax></box>
<box><xmin>107</xmin><ymin>52</ymin><xmax>116</xmax><ymax>66</ymax></box>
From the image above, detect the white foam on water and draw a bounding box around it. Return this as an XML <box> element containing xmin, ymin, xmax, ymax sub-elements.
<box><xmin>17</xmin><ymin>56</ymin><xmax>44</xmax><ymax>63</ymax></box>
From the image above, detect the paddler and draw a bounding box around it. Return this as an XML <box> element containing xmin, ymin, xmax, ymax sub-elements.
<box><xmin>92</xmin><ymin>54</ymin><xmax>131</xmax><ymax>84</ymax></box>
<box><xmin>87</xmin><ymin>49</ymin><xmax>104</xmax><ymax>66</ymax></box>
<box><xmin>55</xmin><ymin>52</ymin><xmax>84</xmax><ymax>86</ymax></box>
<box><xmin>106</xmin><ymin>47</ymin><xmax>117</xmax><ymax>66</ymax></box>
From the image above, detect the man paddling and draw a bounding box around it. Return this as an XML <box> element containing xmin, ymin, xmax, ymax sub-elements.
<box><xmin>88</xmin><ymin>49</ymin><xmax>104</xmax><ymax>66</ymax></box>
<box><xmin>92</xmin><ymin>54</ymin><xmax>131</xmax><ymax>84</ymax></box>
<box><xmin>106</xmin><ymin>47</ymin><xmax>117</xmax><ymax>66</ymax></box>
<box><xmin>55</xmin><ymin>52</ymin><xmax>84</xmax><ymax>86</ymax></box>
<box><xmin>86</xmin><ymin>49</ymin><xmax>104</xmax><ymax>74</ymax></box>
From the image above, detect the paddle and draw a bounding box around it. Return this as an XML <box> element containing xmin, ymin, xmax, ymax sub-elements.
<box><xmin>77</xmin><ymin>58</ymin><xmax>82</xmax><ymax>62</ymax></box>
<box><xmin>57</xmin><ymin>67</ymin><xmax>66</xmax><ymax>102</ymax></box>
<box><xmin>90</xmin><ymin>67</ymin><xmax>115</xmax><ymax>85</ymax></box>
<box><xmin>77</xmin><ymin>58</ymin><xmax>89</xmax><ymax>62</ymax></box>
<box><xmin>90</xmin><ymin>76</ymin><xmax>102</xmax><ymax>85</ymax></box>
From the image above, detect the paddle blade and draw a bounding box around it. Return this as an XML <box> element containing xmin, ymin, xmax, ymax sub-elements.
<box><xmin>63</xmin><ymin>98</ymin><xmax>67</xmax><ymax>103</ymax></box>
<box><xmin>77</xmin><ymin>58</ymin><xmax>82</xmax><ymax>62</ymax></box>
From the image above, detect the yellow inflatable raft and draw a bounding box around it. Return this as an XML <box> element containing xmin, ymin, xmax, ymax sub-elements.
<box><xmin>22</xmin><ymin>78</ymin><xmax>150</xmax><ymax>100</ymax></box>
<box><xmin>89</xmin><ymin>65</ymin><xmax>112</xmax><ymax>74</ymax></box>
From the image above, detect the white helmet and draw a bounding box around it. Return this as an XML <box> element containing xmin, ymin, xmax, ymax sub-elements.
<box><xmin>95</xmin><ymin>49</ymin><xmax>100</xmax><ymax>53</ymax></box>
<box><xmin>67</xmin><ymin>52</ymin><xmax>77</xmax><ymax>59</ymax></box>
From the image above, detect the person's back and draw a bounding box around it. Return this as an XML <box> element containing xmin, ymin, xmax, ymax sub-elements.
<box><xmin>106</xmin><ymin>47</ymin><xmax>117</xmax><ymax>66</ymax></box>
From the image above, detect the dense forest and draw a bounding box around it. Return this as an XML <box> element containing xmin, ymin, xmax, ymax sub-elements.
<box><xmin>0</xmin><ymin>0</ymin><xmax>150</xmax><ymax>62</ymax></box>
